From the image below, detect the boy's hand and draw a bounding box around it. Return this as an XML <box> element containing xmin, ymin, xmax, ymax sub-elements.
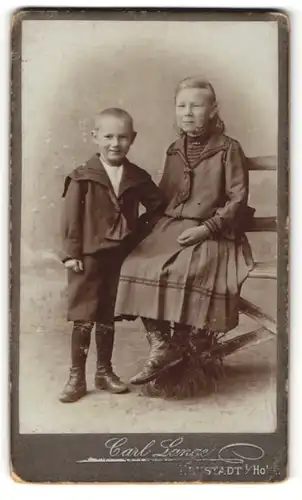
<box><xmin>64</xmin><ymin>259</ymin><xmax>84</xmax><ymax>273</ymax></box>
<box><xmin>177</xmin><ymin>225</ymin><xmax>211</xmax><ymax>247</ymax></box>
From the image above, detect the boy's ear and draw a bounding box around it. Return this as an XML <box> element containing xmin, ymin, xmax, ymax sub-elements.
<box><xmin>131</xmin><ymin>131</ymin><xmax>137</xmax><ymax>144</ymax></box>
<box><xmin>91</xmin><ymin>129</ymin><xmax>97</xmax><ymax>142</ymax></box>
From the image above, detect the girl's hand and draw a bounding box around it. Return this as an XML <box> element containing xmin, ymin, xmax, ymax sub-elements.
<box><xmin>64</xmin><ymin>259</ymin><xmax>84</xmax><ymax>273</ymax></box>
<box><xmin>177</xmin><ymin>225</ymin><xmax>211</xmax><ymax>246</ymax></box>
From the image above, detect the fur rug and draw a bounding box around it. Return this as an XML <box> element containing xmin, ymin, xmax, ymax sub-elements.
<box><xmin>140</xmin><ymin>329</ymin><xmax>258</xmax><ymax>399</ymax></box>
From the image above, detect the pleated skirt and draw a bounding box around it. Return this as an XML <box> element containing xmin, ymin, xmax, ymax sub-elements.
<box><xmin>115</xmin><ymin>216</ymin><xmax>253</xmax><ymax>332</ymax></box>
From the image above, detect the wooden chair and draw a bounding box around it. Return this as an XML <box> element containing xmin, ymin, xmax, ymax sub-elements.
<box><xmin>238</xmin><ymin>155</ymin><xmax>277</xmax><ymax>341</ymax></box>
<box><xmin>140</xmin><ymin>154</ymin><xmax>278</xmax><ymax>399</ymax></box>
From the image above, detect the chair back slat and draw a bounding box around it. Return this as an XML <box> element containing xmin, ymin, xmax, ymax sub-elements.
<box><xmin>247</xmin><ymin>155</ymin><xmax>277</xmax><ymax>171</ymax></box>
<box><xmin>246</xmin><ymin>216</ymin><xmax>277</xmax><ymax>232</ymax></box>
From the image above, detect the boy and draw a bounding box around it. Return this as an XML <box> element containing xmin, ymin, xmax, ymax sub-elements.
<box><xmin>59</xmin><ymin>108</ymin><xmax>165</xmax><ymax>403</ymax></box>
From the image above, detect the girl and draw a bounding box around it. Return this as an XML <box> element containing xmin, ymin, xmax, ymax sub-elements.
<box><xmin>115</xmin><ymin>78</ymin><xmax>255</xmax><ymax>395</ymax></box>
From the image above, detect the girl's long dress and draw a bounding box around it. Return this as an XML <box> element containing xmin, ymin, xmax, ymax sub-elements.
<box><xmin>115</xmin><ymin>133</ymin><xmax>254</xmax><ymax>333</ymax></box>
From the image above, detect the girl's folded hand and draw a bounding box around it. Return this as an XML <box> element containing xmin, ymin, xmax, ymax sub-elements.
<box><xmin>177</xmin><ymin>225</ymin><xmax>211</xmax><ymax>246</ymax></box>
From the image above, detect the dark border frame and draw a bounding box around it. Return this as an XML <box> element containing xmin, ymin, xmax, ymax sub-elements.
<box><xmin>10</xmin><ymin>8</ymin><xmax>289</xmax><ymax>483</ymax></box>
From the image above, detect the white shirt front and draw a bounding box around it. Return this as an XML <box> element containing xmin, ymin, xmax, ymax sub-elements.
<box><xmin>101</xmin><ymin>157</ymin><xmax>124</xmax><ymax>197</ymax></box>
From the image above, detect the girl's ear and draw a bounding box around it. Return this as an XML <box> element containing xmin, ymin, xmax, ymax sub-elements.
<box><xmin>209</xmin><ymin>102</ymin><xmax>219</xmax><ymax>120</ymax></box>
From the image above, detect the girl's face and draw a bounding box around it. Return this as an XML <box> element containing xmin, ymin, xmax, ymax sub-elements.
<box><xmin>175</xmin><ymin>87</ymin><xmax>216</xmax><ymax>135</ymax></box>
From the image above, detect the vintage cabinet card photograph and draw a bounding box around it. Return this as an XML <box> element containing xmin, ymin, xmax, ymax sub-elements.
<box><xmin>10</xmin><ymin>8</ymin><xmax>288</xmax><ymax>483</ymax></box>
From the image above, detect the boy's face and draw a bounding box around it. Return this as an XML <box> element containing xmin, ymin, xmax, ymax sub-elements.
<box><xmin>175</xmin><ymin>88</ymin><xmax>216</xmax><ymax>135</ymax></box>
<box><xmin>93</xmin><ymin>115</ymin><xmax>136</xmax><ymax>166</ymax></box>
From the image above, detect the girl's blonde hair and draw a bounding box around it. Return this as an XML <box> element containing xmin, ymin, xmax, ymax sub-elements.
<box><xmin>174</xmin><ymin>77</ymin><xmax>225</xmax><ymax>134</ymax></box>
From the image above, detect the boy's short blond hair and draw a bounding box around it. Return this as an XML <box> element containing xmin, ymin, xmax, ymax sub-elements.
<box><xmin>94</xmin><ymin>108</ymin><xmax>135</xmax><ymax>132</ymax></box>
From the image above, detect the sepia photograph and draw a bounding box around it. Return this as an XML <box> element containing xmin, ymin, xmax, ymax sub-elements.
<box><xmin>10</xmin><ymin>9</ymin><xmax>288</xmax><ymax>483</ymax></box>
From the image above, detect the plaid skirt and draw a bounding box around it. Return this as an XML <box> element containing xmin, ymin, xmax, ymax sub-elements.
<box><xmin>115</xmin><ymin>216</ymin><xmax>254</xmax><ymax>332</ymax></box>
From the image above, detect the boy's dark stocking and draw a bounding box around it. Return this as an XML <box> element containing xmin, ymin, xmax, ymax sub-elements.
<box><xmin>94</xmin><ymin>322</ymin><xmax>129</xmax><ymax>394</ymax></box>
<box><xmin>130</xmin><ymin>318</ymin><xmax>183</xmax><ymax>385</ymax></box>
<box><xmin>59</xmin><ymin>321</ymin><xmax>93</xmax><ymax>403</ymax></box>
